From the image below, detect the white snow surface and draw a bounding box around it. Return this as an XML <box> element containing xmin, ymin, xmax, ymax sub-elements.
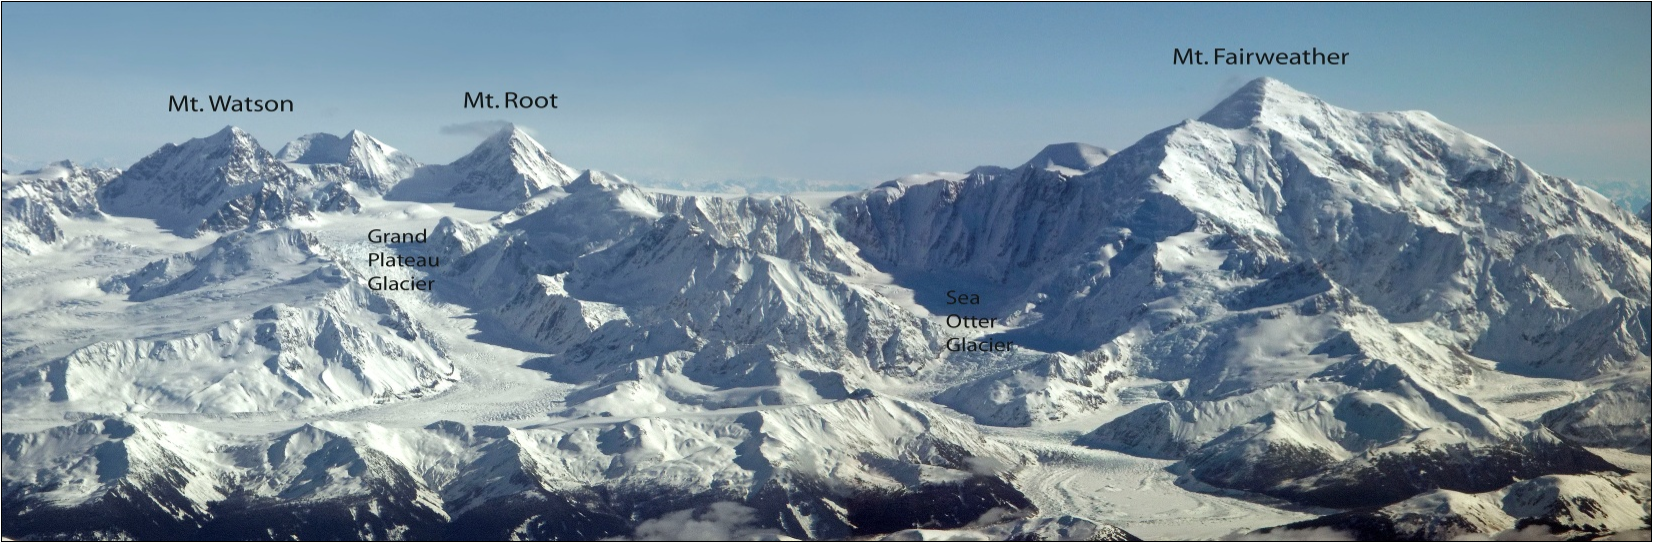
<box><xmin>278</xmin><ymin>130</ymin><xmax>421</xmax><ymax>193</ymax></box>
<box><xmin>386</xmin><ymin>125</ymin><xmax>578</xmax><ymax>211</ymax></box>
<box><xmin>3</xmin><ymin>161</ymin><xmax>122</xmax><ymax>254</ymax></box>
<box><xmin>1255</xmin><ymin>471</ymin><xmax>1653</xmax><ymax>540</ymax></box>
<box><xmin>4</xmin><ymin>78</ymin><xmax>1649</xmax><ymax>540</ymax></box>
<box><xmin>1022</xmin><ymin>142</ymin><xmax>1113</xmax><ymax>176</ymax></box>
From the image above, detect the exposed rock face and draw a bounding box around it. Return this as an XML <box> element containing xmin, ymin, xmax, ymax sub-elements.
<box><xmin>100</xmin><ymin>126</ymin><xmax>360</xmax><ymax>236</ymax></box>
<box><xmin>277</xmin><ymin>130</ymin><xmax>420</xmax><ymax>193</ymax></box>
<box><xmin>3</xmin><ymin>80</ymin><xmax>1647</xmax><ymax>540</ymax></box>
<box><xmin>837</xmin><ymin>78</ymin><xmax>1648</xmax><ymax>507</ymax></box>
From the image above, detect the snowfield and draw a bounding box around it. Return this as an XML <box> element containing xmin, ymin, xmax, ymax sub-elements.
<box><xmin>3</xmin><ymin>78</ymin><xmax>1648</xmax><ymax>541</ymax></box>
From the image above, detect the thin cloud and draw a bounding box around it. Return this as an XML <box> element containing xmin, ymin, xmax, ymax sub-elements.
<box><xmin>439</xmin><ymin>120</ymin><xmax>532</xmax><ymax>138</ymax></box>
<box><xmin>613</xmin><ymin>502</ymin><xmax>779</xmax><ymax>541</ymax></box>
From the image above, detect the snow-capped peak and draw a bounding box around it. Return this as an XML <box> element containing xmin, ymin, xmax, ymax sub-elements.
<box><xmin>7</xmin><ymin>78</ymin><xmax>1648</xmax><ymax>541</ymax></box>
<box><xmin>1022</xmin><ymin>142</ymin><xmax>1113</xmax><ymax>175</ymax></box>
<box><xmin>99</xmin><ymin>126</ymin><xmax>355</xmax><ymax>234</ymax></box>
<box><xmin>277</xmin><ymin>130</ymin><xmax>402</xmax><ymax>165</ymax></box>
<box><xmin>276</xmin><ymin>130</ymin><xmax>419</xmax><ymax>192</ymax></box>
<box><xmin>1197</xmin><ymin>77</ymin><xmax>1331</xmax><ymax>129</ymax></box>
<box><xmin>277</xmin><ymin>132</ymin><xmax>349</xmax><ymax>163</ymax></box>
<box><xmin>161</xmin><ymin>126</ymin><xmax>261</xmax><ymax>165</ymax></box>
<box><xmin>14</xmin><ymin>159</ymin><xmax>88</xmax><ymax>179</ymax></box>
<box><xmin>435</xmin><ymin>124</ymin><xmax>579</xmax><ymax>210</ymax></box>
<box><xmin>201</xmin><ymin>125</ymin><xmax>258</xmax><ymax>150</ymax></box>
<box><xmin>484</xmin><ymin>123</ymin><xmax>532</xmax><ymax>145</ymax></box>
<box><xmin>2</xmin><ymin>157</ymin><xmax>121</xmax><ymax>252</ymax></box>
<box><xmin>110</xmin><ymin>125</ymin><xmax>282</xmax><ymax>193</ymax></box>
<box><xmin>462</xmin><ymin>125</ymin><xmax>568</xmax><ymax>174</ymax></box>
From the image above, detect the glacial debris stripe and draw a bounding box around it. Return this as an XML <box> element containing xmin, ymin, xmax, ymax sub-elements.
<box><xmin>2</xmin><ymin>78</ymin><xmax>1649</xmax><ymax>541</ymax></box>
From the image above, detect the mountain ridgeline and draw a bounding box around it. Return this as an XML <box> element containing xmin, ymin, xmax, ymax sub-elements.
<box><xmin>3</xmin><ymin>79</ymin><xmax>1648</xmax><ymax>540</ymax></box>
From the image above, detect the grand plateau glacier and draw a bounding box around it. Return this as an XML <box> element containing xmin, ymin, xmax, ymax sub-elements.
<box><xmin>2</xmin><ymin>78</ymin><xmax>1649</xmax><ymax>541</ymax></box>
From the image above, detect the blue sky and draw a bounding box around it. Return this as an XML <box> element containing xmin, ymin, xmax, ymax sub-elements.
<box><xmin>3</xmin><ymin>3</ymin><xmax>1648</xmax><ymax>201</ymax></box>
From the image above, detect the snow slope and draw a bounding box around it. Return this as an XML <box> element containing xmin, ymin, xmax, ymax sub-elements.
<box><xmin>835</xmin><ymin>77</ymin><xmax>1650</xmax><ymax>508</ymax></box>
<box><xmin>3</xmin><ymin>160</ymin><xmax>119</xmax><ymax>218</ymax></box>
<box><xmin>99</xmin><ymin>126</ymin><xmax>359</xmax><ymax>236</ymax></box>
<box><xmin>1022</xmin><ymin>142</ymin><xmax>1114</xmax><ymax>176</ymax></box>
<box><xmin>278</xmin><ymin>130</ymin><xmax>421</xmax><ymax>193</ymax></box>
<box><xmin>386</xmin><ymin>125</ymin><xmax>578</xmax><ymax>211</ymax></box>
<box><xmin>2</xmin><ymin>161</ymin><xmax>121</xmax><ymax>254</ymax></box>
<box><xmin>3</xmin><ymin>397</ymin><xmax>1036</xmax><ymax>540</ymax></box>
<box><xmin>3</xmin><ymin>78</ymin><xmax>1647</xmax><ymax>541</ymax></box>
<box><xmin>4</xmin><ymin>228</ymin><xmax>456</xmax><ymax>415</ymax></box>
<box><xmin>1262</xmin><ymin>472</ymin><xmax>1651</xmax><ymax>540</ymax></box>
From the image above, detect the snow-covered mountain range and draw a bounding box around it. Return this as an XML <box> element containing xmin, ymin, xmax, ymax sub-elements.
<box><xmin>3</xmin><ymin>79</ymin><xmax>1648</xmax><ymax>541</ymax></box>
<box><xmin>278</xmin><ymin>130</ymin><xmax>421</xmax><ymax>194</ymax></box>
<box><xmin>2</xmin><ymin>160</ymin><xmax>120</xmax><ymax>253</ymax></box>
<box><xmin>386</xmin><ymin>125</ymin><xmax>579</xmax><ymax>211</ymax></box>
<box><xmin>97</xmin><ymin>127</ymin><xmax>358</xmax><ymax>237</ymax></box>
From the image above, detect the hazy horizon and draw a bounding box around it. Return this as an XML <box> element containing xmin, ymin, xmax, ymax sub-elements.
<box><xmin>4</xmin><ymin>3</ymin><xmax>1648</xmax><ymax>206</ymax></box>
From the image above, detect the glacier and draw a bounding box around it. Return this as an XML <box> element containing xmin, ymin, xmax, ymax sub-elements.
<box><xmin>2</xmin><ymin>78</ymin><xmax>1648</xmax><ymax>541</ymax></box>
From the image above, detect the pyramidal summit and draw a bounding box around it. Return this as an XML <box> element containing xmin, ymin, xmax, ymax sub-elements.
<box><xmin>3</xmin><ymin>78</ymin><xmax>1647</xmax><ymax>541</ymax></box>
